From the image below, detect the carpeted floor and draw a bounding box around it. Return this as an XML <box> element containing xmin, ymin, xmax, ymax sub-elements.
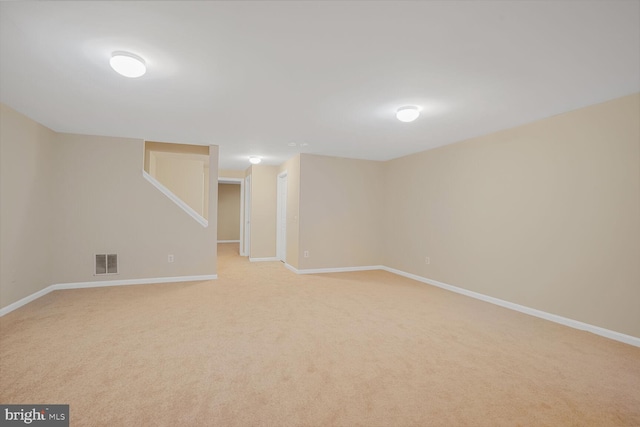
<box><xmin>1</xmin><ymin>243</ymin><xmax>639</xmax><ymax>426</ymax></box>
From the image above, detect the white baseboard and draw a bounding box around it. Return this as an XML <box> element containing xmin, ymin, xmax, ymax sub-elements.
<box><xmin>218</xmin><ymin>240</ymin><xmax>240</xmax><ymax>243</ymax></box>
<box><xmin>286</xmin><ymin>264</ymin><xmax>383</xmax><ymax>275</ymax></box>
<box><xmin>0</xmin><ymin>274</ymin><xmax>218</xmax><ymax>317</ymax></box>
<box><xmin>380</xmin><ymin>266</ymin><xmax>640</xmax><ymax>348</ymax></box>
<box><xmin>0</xmin><ymin>286</ymin><xmax>55</xmax><ymax>317</ymax></box>
<box><xmin>249</xmin><ymin>257</ymin><xmax>280</xmax><ymax>262</ymax></box>
<box><xmin>52</xmin><ymin>274</ymin><xmax>218</xmax><ymax>290</ymax></box>
<box><xmin>3</xmin><ymin>263</ymin><xmax>637</xmax><ymax>348</ymax></box>
<box><xmin>284</xmin><ymin>263</ymin><xmax>299</xmax><ymax>274</ymax></box>
<box><xmin>281</xmin><ymin>262</ymin><xmax>639</xmax><ymax>347</ymax></box>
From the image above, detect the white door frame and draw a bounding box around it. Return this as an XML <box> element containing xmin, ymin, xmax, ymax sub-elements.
<box><xmin>217</xmin><ymin>177</ymin><xmax>245</xmax><ymax>254</ymax></box>
<box><xmin>276</xmin><ymin>171</ymin><xmax>288</xmax><ymax>262</ymax></box>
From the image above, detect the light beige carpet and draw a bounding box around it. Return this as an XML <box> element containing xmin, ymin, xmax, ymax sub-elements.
<box><xmin>1</xmin><ymin>243</ymin><xmax>639</xmax><ymax>426</ymax></box>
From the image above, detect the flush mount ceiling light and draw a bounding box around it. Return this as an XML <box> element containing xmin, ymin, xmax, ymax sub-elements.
<box><xmin>110</xmin><ymin>51</ymin><xmax>146</xmax><ymax>78</ymax></box>
<box><xmin>396</xmin><ymin>106</ymin><xmax>420</xmax><ymax>123</ymax></box>
<box><xmin>249</xmin><ymin>156</ymin><xmax>262</xmax><ymax>165</ymax></box>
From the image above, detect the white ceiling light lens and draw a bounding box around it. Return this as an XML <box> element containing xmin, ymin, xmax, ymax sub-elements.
<box><xmin>396</xmin><ymin>106</ymin><xmax>420</xmax><ymax>123</ymax></box>
<box><xmin>110</xmin><ymin>52</ymin><xmax>146</xmax><ymax>78</ymax></box>
<box><xmin>249</xmin><ymin>156</ymin><xmax>262</xmax><ymax>164</ymax></box>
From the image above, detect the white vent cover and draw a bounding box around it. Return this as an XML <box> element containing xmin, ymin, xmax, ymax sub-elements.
<box><xmin>95</xmin><ymin>254</ymin><xmax>118</xmax><ymax>275</ymax></box>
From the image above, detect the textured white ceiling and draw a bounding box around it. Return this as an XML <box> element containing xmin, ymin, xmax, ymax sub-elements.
<box><xmin>1</xmin><ymin>1</ymin><xmax>639</xmax><ymax>170</ymax></box>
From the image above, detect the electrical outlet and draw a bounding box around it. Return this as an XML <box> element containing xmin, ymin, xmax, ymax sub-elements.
<box><xmin>304</xmin><ymin>250</ymin><xmax>309</xmax><ymax>258</ymax></box>
<box><xmin>425</xmin><ymin>256</ymin><xmax>430</xmax><ymax>265</ymax></box>
<box><xmin>168</xmin><ymin>254</ymin><xmax>174</xmax><ymax>263</ymax></box>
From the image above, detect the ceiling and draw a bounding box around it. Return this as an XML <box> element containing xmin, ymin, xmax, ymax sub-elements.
<box><xmin>1</xmin><ymin>1</ymin><xmax>639</xmax><ymax>171</ymax></box>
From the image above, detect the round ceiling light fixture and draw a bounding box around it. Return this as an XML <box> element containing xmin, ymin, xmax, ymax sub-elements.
<box><xmin>396</xmin><ymin>106</ymin><xmax>420</xmax><ymax>123</ymax></box>
<box><xmin>110</xmin><ymin>51</ymin><xmax>146</xmax><ymax>78</ymax></box>
<box><xmin>249</xmin><ymin>156</ymin><xmax>262</xmax><ymax>165</ymax></box>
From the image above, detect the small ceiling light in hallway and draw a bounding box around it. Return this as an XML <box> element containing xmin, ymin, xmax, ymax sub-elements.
<box><xmin>249</xmin><ymin>156</ymin><xmax>262</xmax><ymax>164</ymax></box>
<box><xmin>396</xmin><ymin>106</ymin><xmax>420</xmax><ymax>122</ymax></box>
<box><xmin>110</xmin><ymin>52</ymin><xmax>146</xmax><ymax>78</ymax></box>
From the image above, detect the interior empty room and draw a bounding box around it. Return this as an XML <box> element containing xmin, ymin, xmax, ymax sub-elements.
<box><xmin>1</xmin><ymin>1</ymin><xmax>639</xmax><ymax>426</ymax></box>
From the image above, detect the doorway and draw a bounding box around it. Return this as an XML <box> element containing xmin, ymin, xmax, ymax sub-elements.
<box><xmin>217</xmin><ymin>177</ymin><xmax>244</xmax><ymax>255</ymax></box>
<box><xmin>276</xmin><ymin>171</ymin><xmax>287</xmax><ymax>262</ymax></box>
<box><xmin>244</xmin><ymin>174</ymin><xmax>251</xmax><ymax>257</ymax></box>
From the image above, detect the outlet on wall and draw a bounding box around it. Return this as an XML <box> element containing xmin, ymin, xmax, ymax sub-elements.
<box><xmin>168</xmin><ymin>254</ymin><xmax>174</xmax><ymax>263</ymax></box>
<box><xmin>425</xmin><ymin>256</ymin><xmax>430</xmax><ymax>265</ymax></box>
<box><xmin>304</xmin><ymin>250</ymin><xmax>309</xmax><ymax>258</ymax></box>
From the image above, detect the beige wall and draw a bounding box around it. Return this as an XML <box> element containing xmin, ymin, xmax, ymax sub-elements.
<box><xmin>249</xmin><ymin>165</ymin><xmax>279</xmax><ymax>258</ymax></box>
<box><xmin>279</xmin><ymin>155</ymin><xmax>301</xmax><ymax>268</ymax></box>
<box><xmin>4</xmin><ymin>92</ymin><xmax>639</xmax><ymax>339</ymax></box>
<box><xmin>219</xmin><ymin>169</ymin><xmax>247</xmax><ymax>179</ymax></box>
<box><xmin>218</xmin><ymin>184</ymin><xmax>241</xmax><ymax>241</ymax></box>
<box><xmin>0</xmin><ymin>104</ymin><xmax>55</xmax><ymax>307</ymax></box>
<box><xmin>0</xmin><ymin>102</ymin><xmax>219</xmax><ymax>310</ymax></box>
<box><xmin>151</xmin><ymin>152</ymin><xmax>209</xmax><ymax>218</ymax></box>
<box><xmin>52</xmin><ymin>134</ymin><xmax>218</xmax><ymax>284</ymax></box>
<box><xmin>299</xmin><ymin>154</ymin><xmax>384</xmax><ymax>270</ymax></box>
<box><xmin>383</xmin><ymin>93</ymin><xmax>640</xmax><ymax>337</ymax></box>
<box><xmin>144</xmin><ymin>141</ymin><xmax>208</xmax><ymax>173</ymax></box>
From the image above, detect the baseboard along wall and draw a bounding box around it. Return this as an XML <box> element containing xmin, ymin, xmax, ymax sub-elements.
<box><xmin>2</xmin><ymin>261</ymin><xmax>638</xmax><ymax>348</ymax></box>
<box><xmin>285</xmin><ymin>263</ymin><xmax>640</xmax><ymax>348</ymax></box>
<box><xmin>0</xmin><ymin>274</ymin><xmax>218</xmax><ymax>317</ymax></box>
<box><xmin>284</xmin><ymin>264</ymin><xmax>382</xmax><ymax>275</ymax></box>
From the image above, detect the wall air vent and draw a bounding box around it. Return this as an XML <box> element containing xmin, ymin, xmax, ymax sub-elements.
<box><xmin>95</xmin><ymin>254</ymin><xmax>118</xmax><ymax>275</ymax></box>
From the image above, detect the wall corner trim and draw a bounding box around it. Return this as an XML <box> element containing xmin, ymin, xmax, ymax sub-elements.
<box><xmin>142</xmin><ymin>171</ymin><xmax>209</xmax><ymax>227</ymax></box>
<box><xmin>0</xmin><ymin>274</ymin><xmax>218</xmax><ymax>317</ymax></box>
<box><xmin>379</xmin><ymin>266</ymin><xmax>640</xmax><ymax>348</ymax></box>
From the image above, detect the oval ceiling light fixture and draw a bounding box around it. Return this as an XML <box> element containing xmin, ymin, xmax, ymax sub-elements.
<box><xmin>249</xmin><ymin>156</ymin><xmax>262</xmax><ymax>165</ymax></box>
<box><xmin>396</xmin><ymin>106</ymin><xmax>420</xmax><ymax>123</ymax></box>
<box><xmin>110</xmin><ymin>51</ymin><xmax>146</xmax><ymax>78</ymax></box>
